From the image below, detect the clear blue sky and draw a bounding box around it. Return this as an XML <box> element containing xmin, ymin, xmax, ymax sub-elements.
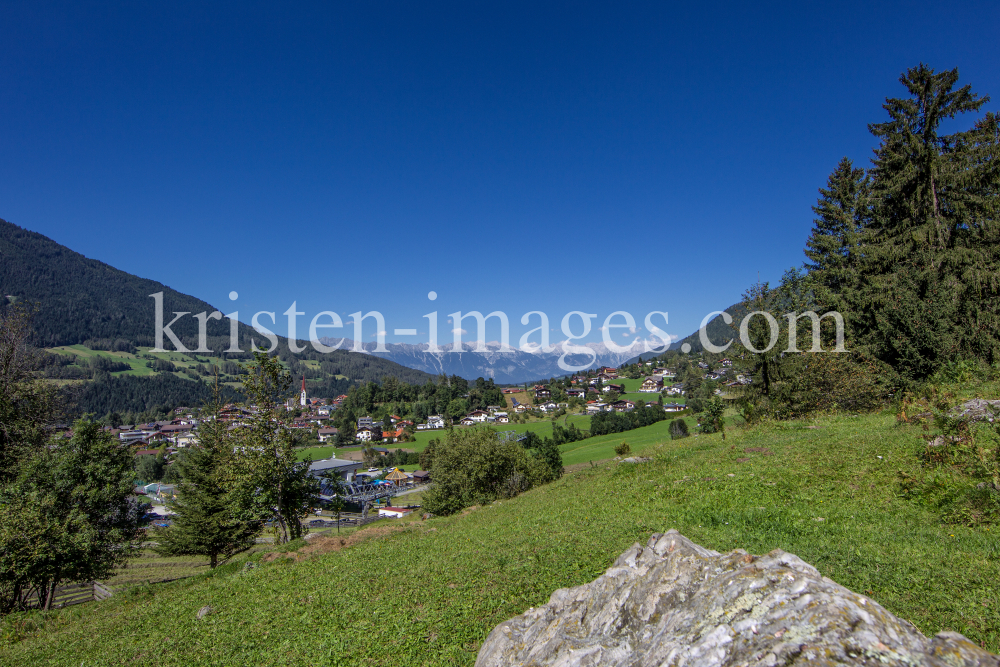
<box><xmin>2</xmin><ymin>1</ymin><xmax>997</xmax><ymax>347</ymax></box>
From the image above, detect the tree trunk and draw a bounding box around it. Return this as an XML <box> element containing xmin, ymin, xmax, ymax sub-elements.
<box><xmin>210</xmin><ymin>552</ymin><xmax>218</xmax><ymax>569</ymax></box>
<box><xmin>43</xmin><ymin>577</ymin><xmax>58</xmax><ymax>611</ymax></box>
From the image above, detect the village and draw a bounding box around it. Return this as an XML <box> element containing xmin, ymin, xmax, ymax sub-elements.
<box><xmin>89</xmin><ymin>355</ymin><xmax>752</xmax><ymax>519</ymax></box>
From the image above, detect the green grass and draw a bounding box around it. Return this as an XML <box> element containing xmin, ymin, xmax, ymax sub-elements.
<box><xmin>406</xmin><ymin>417</ymin><xmax>593</xmax><ymax>453</ymax></box>
<box><xmin>616</xmin><ymin>377</ymin><xmax>643</xmax><ymax>392</ymax></box>
<box><xmin>105</xmin><ymin>547</ymin><xmax>272</xmax><ymax>588</ymax></box>
<box><xmin>5</xmin><ymin>406</ymin><xmax>1000</xmax><ymax>664</ymax></box>
<box><xmin>295</xmin><ymin>446</ymin><xmax>337</xmax><ymax>462</ymax></box>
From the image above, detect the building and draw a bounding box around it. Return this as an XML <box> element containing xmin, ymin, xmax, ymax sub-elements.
<box><xmin>309</xmin><ymin>457</ymin><xmax>363</xmax><ymax>482</ymax></box>
<box><xmin>378</xmin><ymin>507</ymin><xmax>413</xmax><ymax>519</ymax></box>
<box><xmin>119</xmin><ymin>430</ymin><xmax>156</xmax><ymax>445</ymax></box>
<box><xmin>566</xmin><ymin>387</ymin><xmax>586</xmax><ymax>399</ymax></box>
<box><xmin>357</xmin><ymin>427</ymin><xmax>374</xmax><ymax>442</ymax></box>
<box><xmin>640</xmin><ymin>376</ymin><xmax>664</xmax><ymax>392</ymax></box>
<box><xmin>427</xmin><ymin>415</ymin><xmax>446</xmax><ymax>428</ymax></box>
<box><xmin>610</xmin><ymin>400</ymin><xmax>635</xmax><ymax>412</ymax></box>
<box><xmin>318</xmin><ymin>427</ymin><xmax>339</xmax><ymax>443</ymax></box>
<box><xmin>466</xmin><ymin>410</ymin><xmax>489</xmax><ymax>423</ymax></box>
<box><xmin>300</xmin><ymin>376</ymin><xmax>308</xmax><ymax>407</ymax></box>
<box><xmin>534</xmin><ymin>385</ymin><xmax>551</xmax><ymax>400</ymax></box>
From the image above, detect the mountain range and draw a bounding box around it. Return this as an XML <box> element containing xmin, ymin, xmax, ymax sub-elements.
<box><xmin>318</xmin><ymin>338</ymin><xmax>676</xmax><ymax>384</ymax></box>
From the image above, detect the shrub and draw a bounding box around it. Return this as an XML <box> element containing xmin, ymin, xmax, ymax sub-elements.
<box><xmin>614</xmin><ymin>442</ymin><xmax>630</xmax><ymax>456</ymax></box>
<box><xmin>668</xmin><ymin>419</ymin><xmax>690</xmax><ymax>439</ymax></box>
<box><xmin>422</xmin><ymin>427</ymin><xmax>550</xmax><ymax>516</ymax></box>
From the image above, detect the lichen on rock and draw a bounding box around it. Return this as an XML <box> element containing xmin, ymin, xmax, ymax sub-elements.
<box><xmin>475</xmin><ymin>530</ymin><xmax>1000</xmax><ymax>666</ymax></box>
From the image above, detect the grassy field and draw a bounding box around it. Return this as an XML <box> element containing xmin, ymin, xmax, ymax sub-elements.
<box><xmin>5</xmin><ymin>397</ymin><xmax>1000</xmax><ymax>665</ymax></box>
<box><xmin>557</xmin><ymin>417</ymin><xmax>685</xmax><ymax>466</ymax></box>
<box><xmin>105</xmin><ymin>546</ymin><xmax>274</xmax><ymax>588</ymax></box>
<box><xmin>405</xmin><ymin>416</ymin><xmax>592</xmax><ymax>453</ymax></box>
<box><xmin>295</xmin><ymin>445</ymin><xmax>338</xmax><ymax>462</ymax></box>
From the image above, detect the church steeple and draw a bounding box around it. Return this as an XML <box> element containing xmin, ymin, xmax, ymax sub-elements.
<box><xmin>300</xmin><ymin>375</ymin><xmax>307</xmax><ymax>406</ymax></box>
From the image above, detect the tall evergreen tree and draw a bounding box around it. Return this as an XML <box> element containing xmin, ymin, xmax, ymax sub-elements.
<box><xmin>152</xmin><ymin>391</ymin><xmax>259</xmax><ymax>568</ymax></box>
<box><xmin>850</xmin><ymin>64</ymin><xmax>1000</xmax><ymax>379</ymax></box>
<box><xmin>804</xmin><ymin>157</ymin><xmax>869</xmax><ymax>298</ymax></box>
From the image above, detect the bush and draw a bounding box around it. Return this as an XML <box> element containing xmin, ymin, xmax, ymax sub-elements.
<box><xmin>898</xmin><ymin>402</ymin><xmax>1000</xmax><ymax>527</ymax></box>
<box><xmin>614</xmin><ymin>442</ymin><xmax>630</xmax><ymax>456</ymax></box>
<box><xmin>668</xmin><ymin>419</ymin><xmax>690</xmax><ymax>439</ymax></box>
<box><xmin>421</xmin><ymin>427</ymin><xmax>551</xmax><ymax>516</ymax></box>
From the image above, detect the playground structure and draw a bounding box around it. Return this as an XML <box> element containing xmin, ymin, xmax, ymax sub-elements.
<box><xmin>317</xmin><ymin>431</ymin><xmax>524</xmax><ymax>518</ymax></box>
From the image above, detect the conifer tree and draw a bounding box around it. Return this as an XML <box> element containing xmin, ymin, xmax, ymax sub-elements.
<box><xmin>804</xmin><ymin>157</ymin><xmax>869</xmax><ymax>298</ymax></box>
<box><xmin>850</xmin><ymin>64</ymin><xmax>1000</xmax><ymax>379</ymax></box>
<box><xmin>152</xmin><ymin>389</ymin><xmax>259</xmax><ymax>568</ymax></box>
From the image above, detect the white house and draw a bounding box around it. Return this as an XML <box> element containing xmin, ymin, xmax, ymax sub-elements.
<box><xmin>357</xmin><ymin>427</ymin><xmax>374</xmax><ymax>442</ymax></box>
<box><xmin>640</xmin><ymin>376</ymin><xmax>664</xmax><ymax>392</ymax></box>
<box><xmin>427</xmin><ymin>415</ymin><xmax>446</xmax><ymax>429</ymax></box>
<box><xmin>378</xmin><ymin>507</ymin><xmax>413</xmax><ymax>519</ymax></box>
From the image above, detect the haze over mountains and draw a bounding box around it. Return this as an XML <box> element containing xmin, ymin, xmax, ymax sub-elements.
<box><xmin>317</xmin><ymin>338</ymin><xmax>674</xmax><ymax>384</ymax></box>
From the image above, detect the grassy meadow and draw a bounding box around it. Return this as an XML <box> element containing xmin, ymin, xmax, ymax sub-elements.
<box><xmin>5</xmin><ymin>396</ymin><xmax>1000</xmax><ymax>665</ymax></box>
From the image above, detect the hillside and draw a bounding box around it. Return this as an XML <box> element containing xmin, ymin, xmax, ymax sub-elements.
<box><xmin>625</xmin><ymin>302</ymin><xmax>746</xmax><ymax>365</ymax></box>
<box><xmin>0</xmin><ymin>218</ymin><xmax>434</xmax><ymax>400</ymax></box>
<box><xmin>4</xmin><ymin>403</ymin><xmax>998</xmax><ymax>664</ymax></box>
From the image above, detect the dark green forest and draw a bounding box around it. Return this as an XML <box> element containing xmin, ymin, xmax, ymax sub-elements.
<box><xmin>0</xmin><ymin>217</ymin><xmax>433</xmax><ymax>410</ymax></box>
<box><xmin>72</xmin><ymin>374</ymin><xmax>242</xmax><ymax>417</ymax></box>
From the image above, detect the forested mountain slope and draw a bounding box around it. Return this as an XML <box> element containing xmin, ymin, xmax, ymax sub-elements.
<box><xmin>0</xmin><ymin>218</ymin><xmax>433</xmax><ymax>389</ymax></box>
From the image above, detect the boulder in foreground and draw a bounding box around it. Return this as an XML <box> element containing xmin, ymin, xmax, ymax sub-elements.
<box><xmin>476</xmin><ymin>530</ymin><xmax>999</xmax><ymax>666</ymax></box>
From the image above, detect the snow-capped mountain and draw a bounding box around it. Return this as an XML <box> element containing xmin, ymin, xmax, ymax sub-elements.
<box><xmin>317</xmin><ymin>337</ymin><xmax>675</xmax><ymax>384</ymax></box>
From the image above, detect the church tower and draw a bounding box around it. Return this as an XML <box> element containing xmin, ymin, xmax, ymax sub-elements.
<box><xmin>300</xmin><ymin>376</ymin><xmax>307</xmax><ymax>407</ymax></box>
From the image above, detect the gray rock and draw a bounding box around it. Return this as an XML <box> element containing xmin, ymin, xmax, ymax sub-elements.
<box><xmin>953</xmin><ymin>399</ymin><xmax>1000</xmax><ymax>423</ymax></box>
<box><xmin>475</xmin><ymin>530</ymin><xmax>999</xmax><ymax>667</ymax></box>
<box><xmin>196</xmin><ymin>605</ymin><xmax>212</xmax><ymax>620</ymax></box>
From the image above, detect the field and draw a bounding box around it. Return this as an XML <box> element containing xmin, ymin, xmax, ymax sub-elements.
<box><xmin>405</xmin><ymin>415</ymin><xmax>593</xmax><ymax>453</ymax></box>
<box><xmin>6</xmin><ymin>398</ymin><xmax>1000</xmax><ymax>665</ymax></box>
<box><xmin>105</xmin><ymin>546</ymin><xmax>273</xmax><ymax>588</ymax></box>
<box><xmin>295</xmin><ymin>445</ymin><xmax>338</xmax><ymax>462</ymax></box>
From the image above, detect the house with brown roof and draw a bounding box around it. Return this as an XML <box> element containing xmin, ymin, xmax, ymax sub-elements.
<box><xmin>640</xmin><ymin>376</ymin><xmax>664</xmax><ymax>392</ymax></box>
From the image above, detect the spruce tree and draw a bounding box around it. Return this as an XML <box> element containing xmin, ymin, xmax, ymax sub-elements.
<box><xmin>804</xmin><ymin>157</ymin><xmax>869</xmax><ymax>298</ymax></box>
<box><xmin>850</xmin><ymin>64</ymin><xmax>1000</xmax><ymax>379</ymax></box>
<box><xmin>153</xmin><ymin>393</ymin><xmax>259</xmax><ymax>567</ymax></box>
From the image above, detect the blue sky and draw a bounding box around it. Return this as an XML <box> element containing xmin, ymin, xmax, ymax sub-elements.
<box><xmin>2</xmin><ymin>1</ymin><xmax>997</xmax><ymax>348</ymax></box>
